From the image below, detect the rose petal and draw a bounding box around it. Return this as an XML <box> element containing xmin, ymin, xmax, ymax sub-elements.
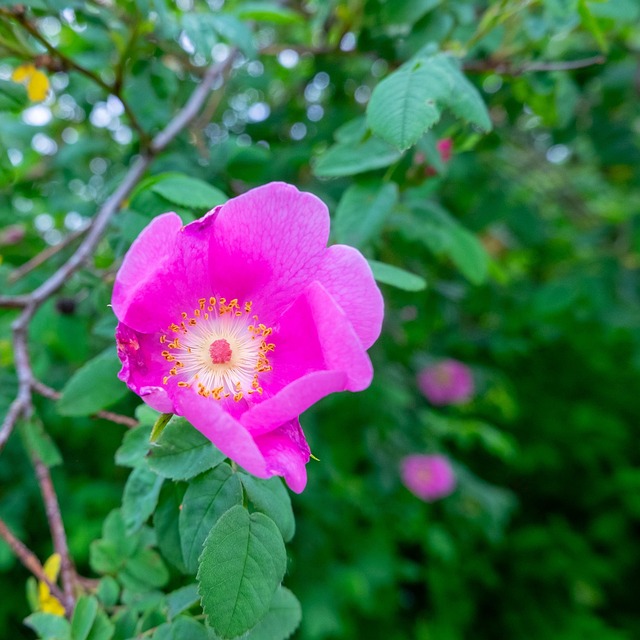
<box><xmin>315</xmin><ymin>244</ymin><xmax>384</xmax><ymax>349</ymax></box>
<box><xmin>254</xmin><ymin>418</ymin><xmax>310</xmax><ymax>493</ymax></box>
<box><xmin>116</xmin><ymin>322</ymin><xmax>174</xmax><ymax>413</ymax></box>
<box><xmin>207</xmin><ymin>183</ymin><xmax>330</xmax><ymax>321</ymax></box>
<box><xmin>241</xmin><ymin>281</ymin><xmax>372</xmax><ymax>434</ymax></box>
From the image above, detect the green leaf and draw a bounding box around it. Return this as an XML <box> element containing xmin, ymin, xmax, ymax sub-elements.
<box><xmin>367</xmin><ymin>53</ymin><xmax>491</xmax><ymax>150</ymax></box>
<box><xmin>90</xmin><ymin>540</ymin><xmax>121</xmax><ymax>575</ymax></box>
<box><xmin>0</xmin><ymin>79</ymin><xmax>28</xmax><ymax>112</ymax></box>
<box><xmin>445</xmin><ymin>223</ymin><xmax>489</xmax><ymax>285</ymax></box>
<box><xmin>19</xmin><ymin>418</ymin><xmax>62</xmax><ymax>467</ymax></box>
<box><xmin>314</xmin><ymin>136</ymin><xmax>403</xmax><ymax>178</ymax></box>
<box><xmin>399</xmin><ymin>200</ymin><xmax>490</xmax><ymax>284</ymax></box>
<box><xmin>210</xmin><ymin>15</ymin><xmax>256</xmax><ymax>58</ymax></box>
<box><xmin>96</xmin><ymin>577</ymin><xmax>120</xmax><ymax>608</ymax></box>
<box><xmin>235</xmin><ymin>3</ymin><xmax>302</xmax><ymax>24</ymax></box>
<box><xmin>71</xmin><ymin>595</ymin><xmax>98</xmax><ymax>640</ymax></box>
<box><xmin>578</xmin><ymin>0</ymin><xmax>608</xmax><ymax>53</ymax></box>
<box><xmin>120</xmin><ymin>548</ymin><xmax>169</xmax><ymax>591</ymax></box>
<box><xmin>239</xmin><ymin>473</ymin><xmax>295</xmax><ymax>543</ymax></box>
<box><xmin>154</xmin><ymin>483</ymin><xmax>188</xmax><ymax>574</ymax></box>
<box><xmin>57</xmin><ymin>348</ymin><xmax>128</xmax><ymax>417</ymax></box>
<box><xmin>179</xmin><ymin>464</ymin><xmax>243</xmax><ymax>573</ymax></box>
<box><xmin>334</xmin><ymin>182</ymin><xmax>398</xmax><ymax>248</ymax></box>
<box><xmin>85</xmin><ymin>609</ymin><xmax>114</xmax><ymax>640</ymax></box>
<box><xmin>198</xmin><ymin>506</ymin><xmax>286</xmax><ymax>639</ymax></box>
<box><xmin>368</xmin><ymin>260</ymin><xmax>427</xmax><ymax>291</ymax></box>
<box><xmin>89</xmin><ymin>510</ymin><xmax>137</xmax><ymax>575</ymax></box>
<box><xmin>166</xmin><ymin>584</ymin><xmax>199</xmax><ymax>620</ymax></box>
<box><xmin>24</xmin><ymin>612</ymin><xmax>71</xmax><ymax>640</ymax></box>
<box><xmin>244</xmin><ymin>587</ymin><xmax>302</xmax><ymax>640</ymax></box>
<box><xmin>181</xmin><ymin>13</ymin><xmax>255</xmax><ymax>59</ymax></box>
<box><xmin>147</xmin><ymin>416</ymin><xmax>226</xmax><ymax>480</ymax></box>
<box><xmin>151</xmin><ymin>175</ymin><xmax>228</xmax><ymax>211</ymax></box>
<box><xmin>367</xmin><ymin>63</ymin><xmax>441</xmax><ymax>151</ymax></box>
<box><xmin>152</xmin><ymin>617</ymin><xmax>208</xmax><ymax>640</ymax></box>
<box><xmin>121</xmin><ymin>466</ymin><xmax>164</xmax><ymax>534</ymax></box>
<box><xmin>115</xmin><ymin>423</ymin><xmax>152</xmax><ymax>468</ymax></box>
<box><xmin>380</xmin><ymin>0</ymin><xmax>441</xmax><ymax>27</ymax></box>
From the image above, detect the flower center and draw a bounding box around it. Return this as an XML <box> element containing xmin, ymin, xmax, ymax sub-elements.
<box><xmin>209</xmin><ymin>339</ymin><xmax>232</xmax><ymax>364</ymax></box>
<box><xmin>159</xmin><ymin>296</ymin><xmax>275</xmax><ymax>402</ymax></box>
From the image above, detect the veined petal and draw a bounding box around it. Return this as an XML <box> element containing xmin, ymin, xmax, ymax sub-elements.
<box><xmin>113</xmin><ymin>211</ymin><xmax>217</xmax><ymax>333</ymax></box>
<box><xmin>241</xmin><ymin>281</ymin><xmax>372</xmax><ymax>434</ymax></box>
<box><xmin>207</xmin><ymin>183</ymin><xmax>330</xmax><ymax>321</ymax></box>
<box><xmin>254</xmin><ymin>419</ymin><xmax>310</xmax><ymax>493</ymax></box>
<box><xmin>315</xmin><ymin>244</ymin><xmax>384</xmax><ymax>349</ymax></box>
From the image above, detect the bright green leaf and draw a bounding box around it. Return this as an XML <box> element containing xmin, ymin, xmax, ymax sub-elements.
<box><xmin>239</xmin><ymin>473</ymin><xmax>295</xmax><ymax>543</ymax></box>
<box><xmin>57</xmin><ymin>348</ymin><xmax>128</xmax><ymax>417</ymax></box>
<box><xmin>121</xmin><ymin>466</ymin><xmax>164</xmax><ymax>534</ymax></box>
<box><xmin>179</xmin><ymin>464</ymin><xmax>243</xmax><ymax>573</ymax></box>
<box><xmin>147</xmin><ymin>417</ymin><xmax>226</xmax><ymax>481</ymax></box>
<box><xmin>151</xmin><ymin>175</ymin><xmax>228</xmax><ymax>211</ymax></box>
<box><xmin>367</xmin><ymin>53</ymin><xmax>491</xmax><ymax>150</ymax></box>
<box><xmin>71</xmin><ymin>595</ymin><xmax>98</xmax><ymax>640</ymax></box>
<box><xmin>367</xmin><ymin>63</ymin><xmax>441</xmax><ymax>151</ymax></box>
<box><xmin>154</xmin><ymin>483</ymin><xmax>188</xmax><ymax>574</ymax></box>
<box><xmin>24</xmin><ymin>613</ymin><xmax>71</xmax><ymax>640</ymax></box>
<box><xmin>314</xmin><ymin>136</ymin><xmax>403</xmax><ymax>178</ymax></box>
<box><xmin>166</xmin><ymin>584</ymin><xmax>199</xmax><ymax>620</ymax></box>
<box><xmin>335</xmin><ymin>182</ymin><xmax>398</xmax><ymax>248</ymax></box>
<box><xmin>198</xmin><ymin>506</ymin><xmax>286</xmax><ymax>639</ymax></box>
<box><xmin>19</xmin><ymin>418</ymin><xmax>62</xmax><ymax>467</ymax></box>
<box><xmin>115</xmin><ymin>423</ymin><xmax>152</xmax><ymax>468</ymax></box>
<box><xmin>244</xmin><ymin>587</ymin><xmax>302</xmax><ymax>640</ymax></box>
<box><xmin>235</xmin><ymin>3</ymin><xmax>302</xmax><ymax>24</ymax></box>
<box><xmin>120</xmin><ymin>548</ymin><xmax>169</xmax><ymax>592</ymax></box>
<box><xmin>152</xmin><ymin>617</ymin><xmax>208</xmax><ymax>640</ymax></box>
<box><xmin>96</xmin><ymin>577</ymin><xmax>119</xmax><ymax>608</ymax></box>
<box><xmin>368</xmin><ymin>260</ymin><xmax>427</xmax><ymax>291</ymax></box>
<box><xmin>85</xmin><ymin>609</ymin><xmax>114</xmax><ymax>640</ymax></box>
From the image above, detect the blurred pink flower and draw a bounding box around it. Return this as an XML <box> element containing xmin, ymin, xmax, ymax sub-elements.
<box><xmin>418</xmin><ymin>359</ymin><xmax>474</xmax><ymax>406</ymax></box>
<box><xmin>436</xmin><ymin>138</ymin><xmax>453</xmax><ymax>163</ymax></box>
<box><xmin>400</xmin><ymin>454</ymin><xmax>456</xmax><ymax>502</ymax></box>
<box><xmin>0</xmin><ymin>224</ymin><xmax>26</xmax><ymax>246</ymax></box>
<box><xmin>113</xmin><ymin>182</ymin><xmax>383</xmax><ymax>492</ymax></box>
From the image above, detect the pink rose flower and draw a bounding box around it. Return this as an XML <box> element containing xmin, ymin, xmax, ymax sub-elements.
<box><xmin>400</xmin><ymin>454</ymin><xmax>456</xmax><ymax>502</ymax></box>
<box><xmin>112</xmin><ymin>182</ymin><xmax>383</xmax><ymax>492</ymax></box>
<box><xmin>418</xmin><ymin>359</ymin><xmax>474</xmax><ymax>406</ymax></box>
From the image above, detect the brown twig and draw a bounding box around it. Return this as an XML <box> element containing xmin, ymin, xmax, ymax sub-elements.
<box><xmin>0</xmin><ymin>52</ymin><xmax>237</xmax><ymax>615</ymax></box>
<box><xmin>0</xmin><ymin>517</ymin><xmax>69</xmax><ymax>614</ymax></box>
<box><xmin>32</xmin><ymin>380</ymin><xmax>139</xmax><ymax>428</ymax></box>
<box><xmin>463</xmin><ymin>55</ymin><xmax>606</xmax><ymax>75</ymax></box>
<box><xmin>8</xmin><ymin>227</ymin><xmax>88</xmax><ymax>284</ymax></box>
<box><xmin>32</xmin><ymin>455</ymin><xmax>76</xmax><ymax>614</ymax></box>
<box><xmin>0</xmin><ymin>53</ymin><xmax>237</xmax><ymax>439</ymax></box>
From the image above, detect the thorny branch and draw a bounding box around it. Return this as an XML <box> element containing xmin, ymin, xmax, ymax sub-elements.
<box><xmin>32</xmin><ymin>381</ymin><xmax>139</xmax><ymax>428</ymax></box>
<box><xmin>0</xmin><ymin>517</ymin><xmax>69</xmax><ymax>614</ymax></box>
<box><xmin>463</xmin><ymin>55</ymin><xmax>606</xmax><ymax>75</ymax></box>
<box><xmin>32</xmin><ymin>455</ymin><xmax>76</xmax><ymax>614</ymax></box>
<box><xmin>0</xmin><ymin>51</ymin><xmax>237</xmax><ymax>615</ymax></box>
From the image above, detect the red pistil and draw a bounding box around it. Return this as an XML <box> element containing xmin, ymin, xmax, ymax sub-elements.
<box><xmin>209</xmin><ymin>338</ymin><xmax>233</xmax><ymax>364</ymax></box>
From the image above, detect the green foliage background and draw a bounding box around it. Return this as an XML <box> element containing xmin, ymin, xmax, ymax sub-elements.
<box><xmin>1</xmin><ymin>0</ymin><xmax>639</xmax><ymax>638</ymax></box>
